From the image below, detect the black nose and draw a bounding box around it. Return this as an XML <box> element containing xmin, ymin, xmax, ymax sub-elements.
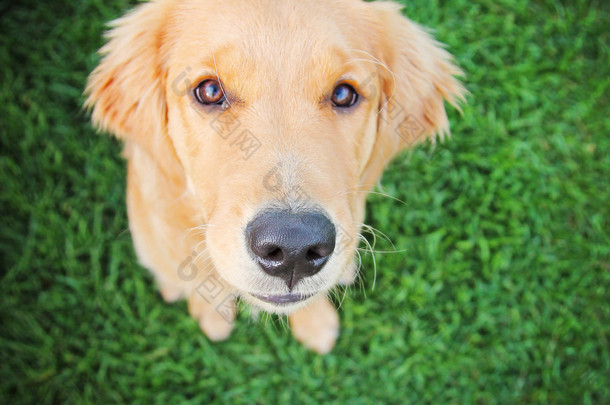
<box><xmin>246</xmin><ymin>210</ymin><xmax>336</xmax><ymax>290</ymax></box>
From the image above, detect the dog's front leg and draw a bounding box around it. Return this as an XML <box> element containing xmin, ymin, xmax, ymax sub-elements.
<box><xmin>187</xmin><ymin>270</ymin><xmax>236</xmax><ymax>341</ymax></box>
<box><xmin>289</xmin><ymin>295</ymin><xmax>339</xmax><ymax>354</ymax></box>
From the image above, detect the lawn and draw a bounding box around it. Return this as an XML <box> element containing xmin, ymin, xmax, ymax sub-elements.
<box><xmin>1</xmin><ymin>0</ymin><xmax>609</xmax><ymax>403</ymax></box>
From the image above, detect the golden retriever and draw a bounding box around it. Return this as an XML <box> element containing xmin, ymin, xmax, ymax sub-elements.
<box><xmin>85</xmin><ymin>0</ymin><xmax>465</xmax><ymax>353</ymax></box>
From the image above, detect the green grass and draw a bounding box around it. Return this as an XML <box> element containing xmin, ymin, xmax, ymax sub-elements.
<box><xmin>1</xmin><ymin>0</ymin><xmax>609</xmax><ymax>403</ymax></box>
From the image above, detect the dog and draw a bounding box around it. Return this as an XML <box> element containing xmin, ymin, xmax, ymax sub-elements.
<box><xmin>85</xmin><ymin>0</ymin><xmax>465</xmax><ymax>353</ymax></box>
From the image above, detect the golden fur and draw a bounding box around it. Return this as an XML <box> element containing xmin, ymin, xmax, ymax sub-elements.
<box><xmin>85</xmin><ymin>0</ymin><xmax>465</xmax><ymax>353</ymax></box>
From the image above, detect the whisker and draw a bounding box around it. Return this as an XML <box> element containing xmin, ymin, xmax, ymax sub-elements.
<box><xmin>358</xmin><ymin>233</ymin><xmax>377</xmax><ymax>290</ymax></box>
<box><xmin>357</xmin><ymin>248</ymin><xmax>407</xmax><ymax>254</ymax></box>
<box><xmin>182</xmin><ymin>223</ymin><xmax>218</xmax><ymax>244</ymax></box>
<box><xmin>360</xmin><ymin>223</ymin><xmax>393</xmax><ymax>245</ymax></box>
<box><xmin>365</xmin><ymin>191</ymin><xmax>408</xmax><ymax>207</ymax></box>
<box><xmin>360</xmin><ymin>224</ymin><xmax>378</xmax><ymax>251</ymax></box>
<box><xmin>117</xmin><ymin>227</ymin><xmax>131</xmax><ymax>238</ymax></box>
<box><xmin>323</xmin><ymin>186</ymin><xmax>408</xmax><ymax>208</ymax></box>
<box><xmin>357</xmin><ymin>223</ymin><xmax>403</xmax><ymax>253</ymax></box>
<box><xmin>335</xmin><ymin>282</ymin><xmax>350</xmax><ymax>310</ymax></box>
<box><xmin>184</xmin><ymin>229</ymin><xmax>207</xmax><ymax>239</ymax></box>
<box><xmin>165</xmin><ymin>188</ymin><xmax>192</xmax><ymax>208</ymax></box>
<box><xmin>278</xmin><ymin>314</ymin><xmax>289</xmax><ymax>333</ymax></box>
<box><xmin>354</xmin><ymin>249</ymin><xmax>366</xmax><ymax>299</ymax></box>
<box><xmin>193</xmin><ymin>248</ymin><xmax>210</xmax><ymax>263</ymax></box>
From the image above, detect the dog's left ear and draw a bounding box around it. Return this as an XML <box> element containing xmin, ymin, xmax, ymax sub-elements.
<box><xmin>360</xmin><ymin>2</ymin><xmax>466</xmax><ymax>184</ymax></box>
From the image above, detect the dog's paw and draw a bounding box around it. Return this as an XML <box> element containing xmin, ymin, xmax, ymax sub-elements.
<box><xmin>188</xmin><ymin>291</ymin><xmax>235</xmax><ymax>341</ymax></box>
<box><xmin>289</xmin><ymin>296</ymin><xmax>339</xmax><ymax>354</ymax></box>
<box><xmin>198</xmin><ymin>310</ymin><xmax>234</xmax><ymax>341</ymax></box>
<box><xmin>159</xmin><ymin>283</ymin><xmax>187</xmax><ymax>303</ymax></box>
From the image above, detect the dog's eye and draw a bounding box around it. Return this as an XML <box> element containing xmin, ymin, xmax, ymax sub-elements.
<box><xmin>194</xmin><ymin>79</ymin><xmax>225</xmax><ymax>105</ymax></box>
<box><xmin>331</xmin><ymin>83</ymin><xmax>358</xmax><ymax>108</ymax></box>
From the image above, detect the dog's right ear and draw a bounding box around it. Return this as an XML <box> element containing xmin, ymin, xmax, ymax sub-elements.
<box><xmin>84</xmin><ymin>1</ymin><xmax>171</xmax><ymax>146</ymax></box>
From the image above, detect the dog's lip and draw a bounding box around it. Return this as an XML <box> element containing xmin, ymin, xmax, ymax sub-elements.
<box><xmin>251</xmin><ymin>292</ymin><xmax>314</xmax><ymax>304</ymax></box>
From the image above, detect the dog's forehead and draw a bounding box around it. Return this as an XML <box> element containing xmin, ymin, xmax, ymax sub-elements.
<box><xmin>173</xmin><ymin>0</ymin><xmax>366</xmax><ymax>38</ymax></box>
<box><xmin>169</xmin><ymin>0</ymin><xmax>372</xmax><ymax>96</ymax></box>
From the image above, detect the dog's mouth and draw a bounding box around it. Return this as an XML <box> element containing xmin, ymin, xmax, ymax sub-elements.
<box><xmin>251</xmin><ymin>292</ymin><xmax>314</xmax><ymax>305</ymax></box>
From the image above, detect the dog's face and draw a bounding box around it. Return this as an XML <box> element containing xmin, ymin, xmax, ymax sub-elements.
<box><xmin>165</xmin><ymin>0</ymin><xmax>386</xmax><ymax>312</ymax></box>
<box><xmin>86</xmin><ymin>0</ymin><xmax>464</xmax><ymax>314</ymax></box>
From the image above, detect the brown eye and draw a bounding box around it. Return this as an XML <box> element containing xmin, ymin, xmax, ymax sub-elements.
<box><xmin>331</xmin><ymin>83</ymin><xmax>358</xmax><ymax>108</ymax></box>
<box><xmin>194</xmin><ymin>79</ymin><xmax>225</xmax><ymax>105</ymax></box>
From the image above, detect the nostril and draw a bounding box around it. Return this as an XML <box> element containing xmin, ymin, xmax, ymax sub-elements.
<box><xmin>252</xmin><ymin>242</ymin><xmax>286</xmax><ymax>262</ymax></box>
<box><xmin>305</xmin><ymin>248</ymin><xmax>323</xmax><ymax>262</ymax></box>
<box><xmin>265</xmin><ymin>247</ymin><xmax>284</xmax><ymax>262</ymax></box>
<box><xmin>305</xmin><ymin>244</ymin><xmax>332</xmax><ymax>263</ymax></box>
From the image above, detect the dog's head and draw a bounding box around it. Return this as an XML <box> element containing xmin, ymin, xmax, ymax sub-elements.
<box><xmin>86</xmin><ymin>0</ymin><xmax>465</xmax><ymax>313</ymax></box>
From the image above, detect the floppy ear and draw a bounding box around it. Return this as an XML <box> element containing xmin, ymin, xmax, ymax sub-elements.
<box><xmin>360</xmin><ymin>2</ymin><xmax>466</xmax><ymax>185</ymax></box>
<box><xmin>374</xmin><ymin>2</ymin><xmax>466</xmax><ymax>145</ymax></box>
<box><xmin>84</xmin><ymin>0</ymin><xmax>171</xmax><ymax>150</ymax></box>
